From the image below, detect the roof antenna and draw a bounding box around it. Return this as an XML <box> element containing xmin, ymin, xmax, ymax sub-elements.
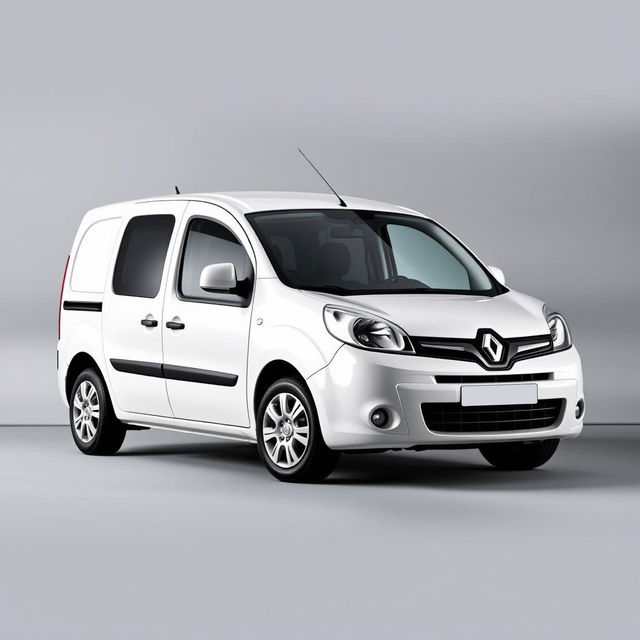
<box><xmin>298</xmin><ymin>148</ymin><xmax>347</xmax><ymax>207</ymax></box>
<box><xmin>174</xmin><ymin>185</ymin><xmax>180</xmax><ymax>195</ymax></box>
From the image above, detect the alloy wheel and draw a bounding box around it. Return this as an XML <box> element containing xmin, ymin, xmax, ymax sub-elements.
<box><xmin>72</xmin><ymin>380</ymin><xmax>100</xmax><ymax>443</ymax></box>
<box><xmin>262</xmin><ymin>392</ymin><xmax>310</xmax><ymax>468</ymax></box>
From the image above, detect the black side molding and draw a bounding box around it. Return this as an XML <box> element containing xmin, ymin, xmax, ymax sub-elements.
<box><xmin>110</xmin><ymin>359</ymin><xmax>164</xmax><ymax>378</ymax></box>
<box><xmin>163</xmin><ymin>364</ymin><xmax>238</xmax><ymax>387</ymax></box>
<box><xmin>109</xmin><ymin>359</ymin><xmax>238</xmax><ymax>387</ymax></box>
<box><xmin>63</xmin><ymin>301</ymin><xmax>103</xmax><ymax>312</ymax></box>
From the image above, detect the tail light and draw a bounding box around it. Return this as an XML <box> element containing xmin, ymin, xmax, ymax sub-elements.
<box><xmin>58</xmin><ymin>255</ymin><xmax>70</xmax><ymax>340</ymax></box>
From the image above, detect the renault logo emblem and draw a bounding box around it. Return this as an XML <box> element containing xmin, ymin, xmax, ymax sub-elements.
<box><xmin>481</xmin><ymin>333</ymin><xmax>504</xmax><ymax>363</ymax></box>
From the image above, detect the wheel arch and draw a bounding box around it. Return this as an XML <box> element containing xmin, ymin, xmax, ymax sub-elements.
<box><xmin>65</xmin><ymin>352</ymin><xmax>105</xmax><ymax>401</ymax></box>
<box><xmin>252</xmin><ymin>360</ymin><xmax>309</xmax><ymax>420</ymax></box>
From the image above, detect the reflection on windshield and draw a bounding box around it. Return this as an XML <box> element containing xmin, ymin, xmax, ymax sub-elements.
<box><xmin>248</xmin><ymin>210</ymin><xmax>499</xmax><ymax>296</ymax></box>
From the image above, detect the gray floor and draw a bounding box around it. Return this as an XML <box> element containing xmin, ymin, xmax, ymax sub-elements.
<box><xmin>1</xmin><ymin>426</ymin><xmax>638</xmax><ymax>639</ymax></box>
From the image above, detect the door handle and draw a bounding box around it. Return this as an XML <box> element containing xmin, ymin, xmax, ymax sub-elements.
<box><xmin>140</xmin><ymin>318</ymin><xmax>158</xmax><ymax>328</ymax></box>
<box><xmin>166</xmin><ymin>320</ymin><xmax>185</xmax><ymax>330</ymax></box>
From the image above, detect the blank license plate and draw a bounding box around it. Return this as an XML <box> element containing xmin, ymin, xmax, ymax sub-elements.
<box><xmin>461</xmin><ymin>384</ymin><xmax>538</xmax><ymax>407</ymax></box>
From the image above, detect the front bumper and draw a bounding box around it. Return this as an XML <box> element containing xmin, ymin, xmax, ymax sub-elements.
<box><xmin>307</xmin><ymin>345</ymin><xmax>584</xmax><ymax>450</ymax></box>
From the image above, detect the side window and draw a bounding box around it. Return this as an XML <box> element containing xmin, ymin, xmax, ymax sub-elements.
<box><xmin>71</xmin><ymin>217</ymin><xmax>121</xmax><ymax>293</ymax></box>
<box><xmin>178</xmin><ymin>217</ymin><xmax>253</xmax><ymax>306</ymax></box>
<box><xmin>113</xmin><ymin>215</ymin><xmax>175</xmax><ymax>298</ymax></box>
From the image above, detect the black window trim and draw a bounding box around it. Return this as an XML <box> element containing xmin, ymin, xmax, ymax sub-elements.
<box><xmin>175</xmin><ymin>213</ymin><xmax>256</xmax><ymax>309</ymax></box>
<box><xmin>111</xmin><ymin>213</ymin><xmax>177</xmax><ymax>300</ymax></box>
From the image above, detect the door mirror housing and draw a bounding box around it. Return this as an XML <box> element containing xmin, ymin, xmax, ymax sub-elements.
<box><xmin>487</xmin><ymin>265</ymin><xmax>506</xmax><ymax>286</ymax></box>
<box><xmin>199</xmin><ymin>263</ymin><xmax>237</xmax><ymax>292</ymax></box>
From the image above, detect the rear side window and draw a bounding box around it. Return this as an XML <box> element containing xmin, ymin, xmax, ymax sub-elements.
<box><xmin>71</xmin><ymin>218</ymin><xmax>121</xmax><ymax>293</ymax></box>
<box><xmin>178</xmin><ymin>217</ymin><xmax>253</xmax><ymax>306</ymax></box>
<box><xmin>113</xmin><ymin>215</ymin><xmax>175</xmax><ymax>298</ymax></box>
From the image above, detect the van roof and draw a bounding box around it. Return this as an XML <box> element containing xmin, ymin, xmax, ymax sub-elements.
<box><xmin>135</xmin><ymin>191</ymin><xmax>425</xmax><ymax>217</ymax></box>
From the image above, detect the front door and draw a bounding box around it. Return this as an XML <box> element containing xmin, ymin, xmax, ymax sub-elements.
<box><xmin>103</xmin><ymin>201</ymin><xmax>186</xmax><ymax>416</ymax></box>
<box><xmin>162</xmin><ymin>201</ymin><xmax>254</xmax><ymax>426</ymax></box>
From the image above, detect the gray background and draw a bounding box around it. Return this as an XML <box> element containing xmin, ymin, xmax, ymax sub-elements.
<box><xmin>2</xmin><ymin>425</ymin><xmax>640</xmax><ymax>639</ymax></box>
<box><xmin>1</xmin><ymin>0</ymin><xmax>638</xmax><ymax>424</ymax></box>
<box><xmin>1</xmin><ymin>4</ymin><xmax>639</xmax><ymax>639</ymax></box>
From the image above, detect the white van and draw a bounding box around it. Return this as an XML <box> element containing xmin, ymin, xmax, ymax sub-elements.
<box><xmin>58</xmin><ymin>192</ymin><xmax>584</xmax><ymax>481</ymax></box>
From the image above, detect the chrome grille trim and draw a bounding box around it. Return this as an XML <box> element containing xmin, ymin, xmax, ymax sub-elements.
<box><xmin>410</xmin><ymin>329</ymin><xmax>553</xmax><ymax>370</ymax></box>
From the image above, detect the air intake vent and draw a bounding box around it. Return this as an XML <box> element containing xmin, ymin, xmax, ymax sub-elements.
<box><xmin>421</xmin><ymin>399</ymin><xmax>564</xmax><ymax>434</ymax></box>
<box><xmin>435</xmin><ymin>373</ymin><xmax>551</xmax><ymax>384</ymax></box>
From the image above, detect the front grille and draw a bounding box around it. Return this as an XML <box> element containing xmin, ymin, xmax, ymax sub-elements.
<box><xmin>435</xmin><ymin>373</ymin><xmax>551</xmax><ymax>384</ymax></box>
<box><xmin>411</xmin><ymin>330</ymin><xmax>552</xmax><ymax>370</ymax></box>
<box><xmin>421</xmin><ymin>399</ymin><xmax>564</xmax><ymax>434</ymax></box>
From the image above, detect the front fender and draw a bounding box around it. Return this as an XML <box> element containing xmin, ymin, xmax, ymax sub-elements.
<box><xmin>247</xmin><ymin>280</ymin><xmax>343</xmax><ymax>430</ymax></box>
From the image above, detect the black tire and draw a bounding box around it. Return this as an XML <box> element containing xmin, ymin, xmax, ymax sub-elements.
<box><xmin>479</xmin><ymin>439</ymin><xmax>560</xmax><ymax>470</ymax></box>
<box><xmin>256</xmin><ymin>378</ymin><xmax>340</xmax><ymax>482</ymax></box>
<box><xmin>69</xmin><ymin>368</ymin><xmax>126</xmax><ymax>455</ymax></box>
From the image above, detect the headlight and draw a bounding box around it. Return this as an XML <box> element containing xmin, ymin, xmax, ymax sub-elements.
<box><xmin>323</xmin><ymin>305</ymin><xmax>413</xmax><ymax>352</ymax></box>
<box><xmin>544</xmin><ymin>307</ymin><xmax>572</xmax><ymax>351</ymax></box>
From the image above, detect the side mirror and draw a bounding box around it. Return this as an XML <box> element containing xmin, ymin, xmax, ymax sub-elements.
<box><xmin>199</xmin><ymin>263</ymin><xmax>237</xmax><ymax>292</ymax></box>
<box><xmin>487</xmin><ymin>265</ymin><xmax>506</xmax><ymax>286</ymax></box>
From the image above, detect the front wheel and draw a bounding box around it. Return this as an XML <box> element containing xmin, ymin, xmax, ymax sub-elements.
<box><xmin>256</xmin><ymin>378</ymin><xmax>340</xmax><ymax>482</ymax></box>
<box><xmin>69</xmin><ymin>368</ymin><xmax>126</xmax><ymax>455</ymax></box>
<box><xmin>479</xmin><ymin>439</ymin><xmax>560</xmax><ymax>470</ymax></box>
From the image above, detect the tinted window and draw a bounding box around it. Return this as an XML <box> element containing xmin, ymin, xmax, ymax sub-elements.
<box><xmin>113</xmin><ymin>215</ymin><xmax>175</xmax><ymax>298</ymax></box>
<box><xmin>248</xmin><ymin>210</ymin><xmax>497</xmax><ymax>296</ymax></box>
<box><xmin>387</xmin><ymin>224</ymin><xmax>470</xmax><ymax>290</ymax></box>
<box><xmin>179</xmin><ymin>218</ymin><xmax>253</xmax><ymax>305</ymax></box>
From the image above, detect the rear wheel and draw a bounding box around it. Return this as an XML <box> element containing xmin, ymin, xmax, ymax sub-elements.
<box><xmin>256</xmin><ymin>378</ymin><xmax>340</xmax><ymax>482</ymax></box>
<box><xmin>479</xmin><ymin>439</ymin><xmax>559</xmax><ymax>470</ymax></box>
<box><xmin>69</xmin><ymin>368</ymin><xmax>126</xmax><ymax>455</ymax></box>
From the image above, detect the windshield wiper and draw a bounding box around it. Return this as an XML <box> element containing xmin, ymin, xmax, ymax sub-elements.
<box><xmin>384</xmin><ymin>287</ymin><xmax>436</xmax><ymax>294</ymax></box>
<box><xmin>296</xmin><ymin>285</ymin><xmax>478</xmax><ymax>296</ymax></box>
<box><xmin>297</xmin><ymin>285</ymin><xmax>354</xmax><ymax>295</ymax></box>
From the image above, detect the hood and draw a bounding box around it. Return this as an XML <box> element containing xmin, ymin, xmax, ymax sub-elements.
<box><xmin>301</xmin><ymin>290</ymin><xmax>550</xmax><ymax>339</ymax></box>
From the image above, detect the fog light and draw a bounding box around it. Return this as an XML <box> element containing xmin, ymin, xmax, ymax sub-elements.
<box><xmin>575</xmin><ymin>399</ymin><xmax>585</xmax><ymax>420</ymax></box>
<box><xmin>370</xmin><ymin>408</ymin><xmax>390</xmax><ymax>429</ymax></box>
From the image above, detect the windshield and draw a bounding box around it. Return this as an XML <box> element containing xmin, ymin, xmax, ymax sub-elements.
<box><xmin>247</xmin><ymin>209</ymin><xmax>500</xmax><ymax>296</ymax></box>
